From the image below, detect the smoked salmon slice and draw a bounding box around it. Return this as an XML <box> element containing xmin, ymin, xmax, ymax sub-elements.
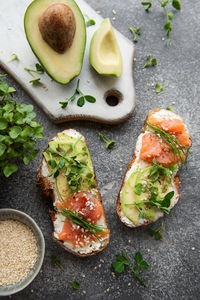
<box><xmin>56</xmin><ymin>191</ymin><xmax>107</xmax><ymax>246</ymax></box>
<box><xmin>140</xmin><ymin>113</ymin><xmax>191</xmax><ymax>166</ymax></box>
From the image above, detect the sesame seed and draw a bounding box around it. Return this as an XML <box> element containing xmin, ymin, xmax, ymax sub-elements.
<box><xmin>96</xmin><ymin>10</ymin><xmax>101</xmax><ymax>14</ymax></box>
<box><xmin>0</xmin><ymin>220</ymin><xmax>37</xmax><ymax>286</ymax></box>
<box><xmin>107</xmin><ymin>288</ymin><xmax>110</xmax><ymax>292</ymax></box>
<box><xmin>112</xmin><ymin>9</ymin><xmax>116</xmax><ymax>14</ymax></box>
<box><xmin>112</xmin><ymin>17</ymin><xmax>116</xmax><ymax>21</ymax></box>
<box><xmin>128</xmin><ymin>282</ymin><xmax>131</xmax><ymax>286</ymax></box>
<box><xmin>191</xmin><ymin>247</ymin><xmax>195</xmax><ymax>250</ymax></box>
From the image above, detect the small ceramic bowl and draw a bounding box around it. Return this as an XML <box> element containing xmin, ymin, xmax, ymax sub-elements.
<box><xmin>0</xmin><ymin>208</ymin><xmax>45</xmax><ymax>296</ymax></box>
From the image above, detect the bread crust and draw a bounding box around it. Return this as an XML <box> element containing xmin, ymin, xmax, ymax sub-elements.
<box><xmin>36</xmin><ymin>129</ymin><xmax>110</xmax><ymax>257</ymax></box>
<box><xmin>117</xmin><ymin>108</ymin><xmax>190</xmax><ymax>228</ymax></box>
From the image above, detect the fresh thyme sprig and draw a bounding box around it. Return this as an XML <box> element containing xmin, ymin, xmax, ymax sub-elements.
<box><xmin>55</xmin><ymin>179</ymin><xmax>106</xmax><ymax>241</ymax></box>
<box><xmin>146</xmin><ymin>122</ymin><xmax>189</xmax><ymax>164</ymax></box>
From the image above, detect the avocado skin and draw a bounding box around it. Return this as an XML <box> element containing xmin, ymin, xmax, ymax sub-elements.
<box><xmin>24</xmin><ymin>0</ymin><xmax>86</xmax><ymax>85</ymax></box>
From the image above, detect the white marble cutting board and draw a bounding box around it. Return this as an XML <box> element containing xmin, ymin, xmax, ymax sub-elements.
<box><xmin>0</xmin><ymin>0</ymin><xmax>136</xmax><ymax>124</ymax></box>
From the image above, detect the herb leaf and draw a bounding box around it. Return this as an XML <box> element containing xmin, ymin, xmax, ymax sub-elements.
<box><xmin>50</xmin><ymin>255</ymin><xmax>64</xmax><ymax>271</ymax></box>
<box><xmin>135</xmin><ymin>252</ymin><xmax>149</xmax><ymax>270</ymax></box>
<box><xmin>134</xmin><ymin>183</ymin><xmax>143</xmax><ymax>195</ymax></box>
<box><xmin>68</xmin><ymin>280</ymin><xmax>80</xmax><ymax>290</ymax></box>
<box><xmin>85</xmin><ymin>95</ymin><xmax>96</xmax><ymax>103</ymax></box>
<box><xmin>172</xmin><ymin>0</ymin><xmax>181</xmax><ymax>10</ymax></box>
<box><xmin>77</xmin><ymin>96</ymin><xmax>85</xmax><ymax>107</ymax></box>
<box><xmin>86</xmin><ymin>19</ymin><xmax>96</xmax><ymax>27</ymax></box>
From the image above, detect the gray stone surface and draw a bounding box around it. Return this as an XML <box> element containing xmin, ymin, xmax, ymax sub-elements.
<box><xmin>1</xmin><ymin>0</ymin><xmax>200</xmax><ymax>299</ymax></box>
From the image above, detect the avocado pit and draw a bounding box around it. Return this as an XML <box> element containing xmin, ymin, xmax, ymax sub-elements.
<box><xmin>38</xmin><ymin>3</ymin><xmax>76</xmax><ymax>54</ymax></box>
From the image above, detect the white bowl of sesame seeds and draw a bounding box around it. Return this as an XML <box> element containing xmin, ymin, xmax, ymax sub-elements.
<box><xmin>0</xmin><ymin>208</ymin><xmax>45</xmax><ymax>296</ymax></box>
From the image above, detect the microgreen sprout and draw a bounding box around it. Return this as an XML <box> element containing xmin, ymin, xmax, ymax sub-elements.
<box><xmin>141</xmin><ymin>1</ymin><xmax>152</xmax><ymax>11</ymax></box>
<box><xmin>0</xmin><ymin>77</ymin><xmax>43</xmax><ymax>177</ymax></box>
<box><xmin>148</xmin><ymin>222</ymin><xmax>164</xmax><ymax>240</ymax></box>
<box><xmin>59</xmin><ymin>79</ymin><xmax>96</xmax><ymax>108</ymax></box>
<box><xmin>155</xmin><ymin>82</ymin><xmax>169</xmax><ymax>93</ymax></box>
<box><xmin>129</xmin><ymin>27</ymin><xmax>141</xmax><ymax>42</ymax></box>
<box><xmin>142</xmin><ymin>55</ymin><xmax>157</xmax><ymax>69</ymax></box>
<box><xmin>112</xmin><ymin>250</ymin><xmax>149</xmax><ymax>287</ymax></box>
<box><xmin>141</xmin><ymin>0</ymin><xmax>181</xmax><ymax>45</ymax></box>
<box><xmin>97</xmin><ymin>131</ymin><xmax>115</xmax><ymax>149</ymax></box>
<box><xmin>8</xmin><ymin>53</ymin><xmax>19</xmax><ymax>62</ymax></box>
<box><xmin>85</xmin><ymin>14</ymin><xmax>96</xmax><ymax>27</ymax></box>
<box><xmin>24</xmin><ymin>63</ymin><xmax>44</xmax><ymax>74</ymax></box>
<box><xmin>50</xmin><ymin>255</ymin><xmax>64</xmax><ymax>271</ymax></box>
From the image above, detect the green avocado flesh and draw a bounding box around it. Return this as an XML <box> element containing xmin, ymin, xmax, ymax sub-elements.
<box><xmin>43</xmin><ymin>133</ymin><xmax>96</xmax><ymax>198</ymax></box>
<box><xmin>89</xmin><ymin>18</ymin><xmax>123</xmax><ymax>77</ymax></box>
<box><xmin>24</xmin><ymin>0</ymin><xmax>86</xmax><ymax>84</ymax></box>
<box><xmin>121</xmin><ymin>165</ymin><xmax>172</xmax><ymax>226</ymax></box>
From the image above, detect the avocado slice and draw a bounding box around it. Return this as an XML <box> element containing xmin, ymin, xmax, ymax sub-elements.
<box><xmin>24</xmin><ymin>0</ymin><xmax>86</xmax><ymax>84</ymax></box>
<box><xmin>43</xmin><ymin>134</ymin><xmax>95</xmax><ymax>198</ymax></box>
<box><xmin>89</xmin><ymin>18</ymin><xmax>123</xmax><ymax>77</ymax></box>
<box><xmin>121</xmin><ymin>166</ymin><xmax>172</xmax><ymax>225</ymax></box>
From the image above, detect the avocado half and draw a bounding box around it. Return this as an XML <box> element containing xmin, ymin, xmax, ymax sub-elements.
<box><xmin>24</xmin><ymin>0</ymin><xmax>86</xmax><ymax>84</ymax></box>
<box><xmin>89</xmin><ymin>18</ymin><xmax>123</xmax><ymax>77</ymax></box>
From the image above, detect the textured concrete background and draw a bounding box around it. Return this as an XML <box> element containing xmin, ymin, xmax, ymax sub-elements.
<box><xmin>1</xmin><ymin>0</ymin><xmax>200</xmax><ymax>299</ymax></box>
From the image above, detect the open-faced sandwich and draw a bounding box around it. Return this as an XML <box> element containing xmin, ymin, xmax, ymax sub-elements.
<box><xmin>37</xmin><ymin>129</ymin><xmax>110</xmax><ymax>256</ymax></box>
<box><xmin>117</xmin><ymin>108</ymin><xmax>191</xmax><ymax>227</ymax></box>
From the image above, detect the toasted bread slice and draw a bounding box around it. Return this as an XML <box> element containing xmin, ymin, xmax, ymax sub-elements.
<box><xmin>37</xmin><ymin>129</ymin><xmax>110</xmax><ymax>256</ymax></box>
<box><xmin>117</xmin><ymin>109</ymin><xmax>191</xmax><ymax>228</ymax></box>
